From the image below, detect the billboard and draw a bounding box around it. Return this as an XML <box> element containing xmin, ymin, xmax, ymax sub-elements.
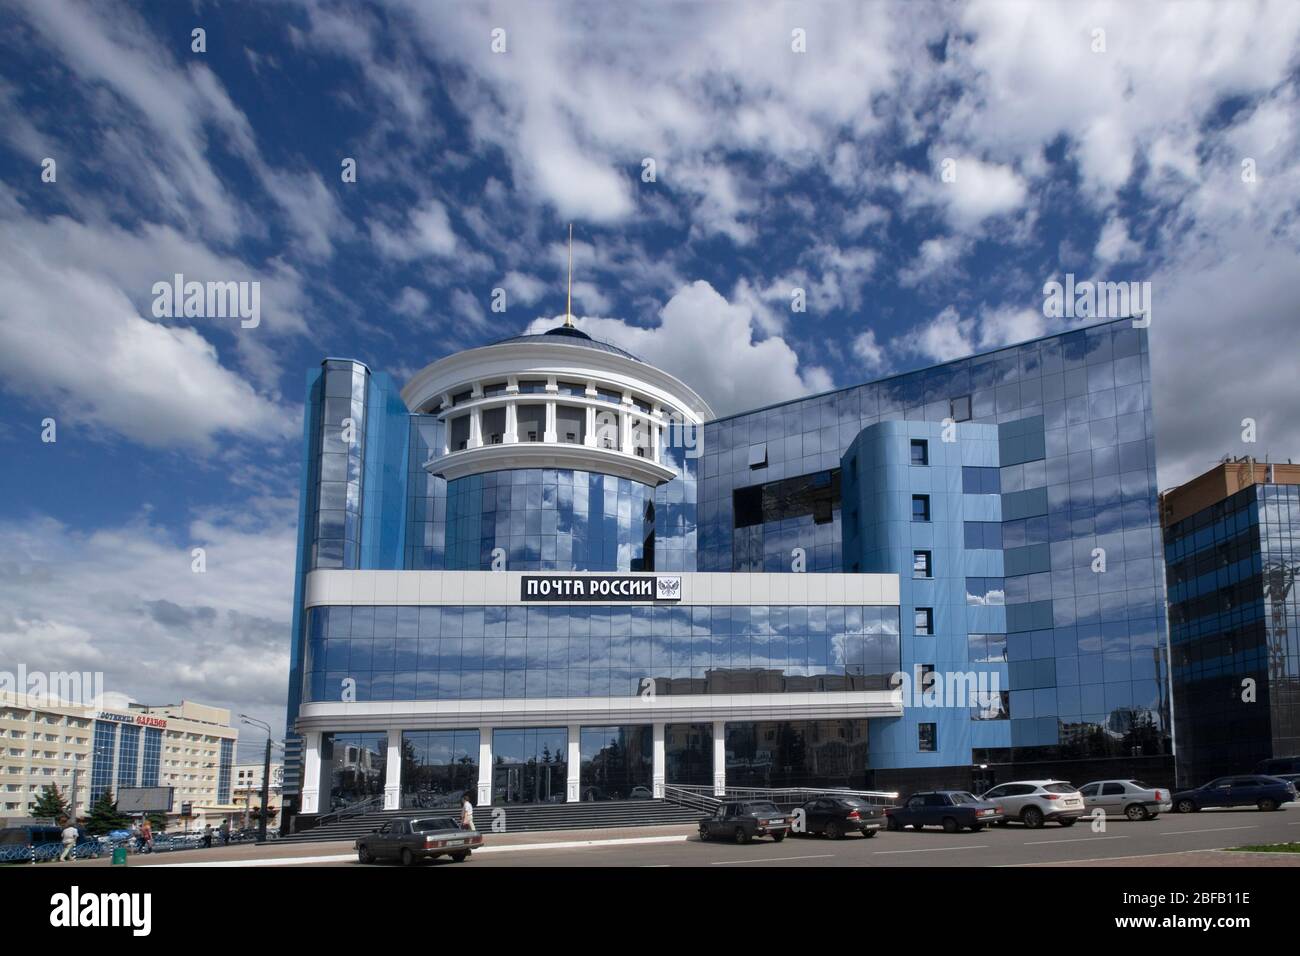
<box><xmin>117</xmin><ymin>786</ymin><xmax>174</xmax><ymax>814</ymax></box>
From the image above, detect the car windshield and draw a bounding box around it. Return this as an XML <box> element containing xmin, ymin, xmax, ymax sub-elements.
<box><xmin>410</xmin><ymin>818</ymin><xmax>458</xmax><ymax>832</ymax></box>
<box><xmin>744</xmin><ymin>802</ymin><xmax>781</xmax><ymax>815</ymax></box>
<box><xmin>1042</xmin><ymin>783</ymin><xmax>1076</xmax><ymax>794</ymax></box>
<box><xmin>948</xmin><ymin>792</ymin><xmax>980</xmax><ymax>804</ymax></box>
<box><xmin>0</xmin><ymin>830</ymin><xmax>29</xmax><ymax>846</ymax></box>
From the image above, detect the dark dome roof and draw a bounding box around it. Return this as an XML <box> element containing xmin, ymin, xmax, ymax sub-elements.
<box><xmin>488</xmin><ymin>325</ymin><xmax>642</xmax><ymax>362</ymax></box>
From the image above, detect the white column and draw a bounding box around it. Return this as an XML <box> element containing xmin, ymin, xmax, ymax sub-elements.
<box><xmin>469</xmin><ymin>408</ymin><xmax>483</xmax><ymax>449</ymax></box>
<box><xmin>300</xmin><ymin>731</ymin><xmax>322</xmax><ymax>814</ymax></box>
<box><xmin>476</xmin><ymin>727</ymin><xmax>493</xmax><ymax>806</ymax></box>
<box><xmin>544</xmin><ymin>401</ymin><xmax>557</xmax><ymax>443</ymax></box>
<box><xmin>584</xmin><ymin>406</ymin><xmax>597</xmax><ymax>447</ymax></box>
<box><xmin>383</xmin><ymin>731</ymin><xmax>402</xmax><ymax>810</ymax></box>
<box><xmin>566</xmin><ymin>724</ymin><xmax>581</xmax><ymax>803</ymax></box>
<box><xmin>712</xmin><ymin>721</ymin><xmax>726</xmax><ymax>796</ymax></box>
<box><xmin>505</xmin><ymin>403</ymin><xmax>518</xmax><ymax>443</ymax></box>
<box><xmin>619</xmin><ymin>409</ymin><xmax>631</xmax><ymax>454</ymax></box>
<box><xmin>652</xmin><ymin>722</ymin><xmax>666</xmax><ymax>799</ymax></box>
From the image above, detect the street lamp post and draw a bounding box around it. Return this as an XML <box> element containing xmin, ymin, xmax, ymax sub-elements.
<box><xmin>239</xmin><ymin>715</ymin><xmax>280</xmax><ymax>844</ymax></box>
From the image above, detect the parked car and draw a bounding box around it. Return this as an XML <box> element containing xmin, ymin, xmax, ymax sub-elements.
<box><xmin>1275</xmin><ymin>773</ymin><xmax>1300</xmax><ymax>793</ymax></box>
<box><xmin>355</xmin><ymin>816</ymin><xmax>482</xmax><ymax>865</ymax></box>
<box><xmin>698</xmin><ymin>801</ymin><xmax>791</xmax><ymax>844</ymax></box>
<box><xmin>627</xmin><ymin>786</ymin><xmax>654</xmax><ymax>800</ymax></box>
<box><xmin>1077</xmin><ymin>780</ymin><xmax>1171</xmax><ymax>820</ymax></box>
<box><xmin>982</xmin><ymin>780</ymin><xmax>1085</xmax><ymax>828</ymax></box>
<box><xmin>885</xmin><ymin>791</ymin><xmax>1004</xmax><ymax>833</ymax></box>
<box><xmin>1256</xmin><ymin>756</ymin><xmax>1300</xmax><ymax>776</ymax></box>
<box><xmin>1172</xmin><ymin>775</ymin><xmax>1297</xmax><ymax>813</ymax></box>
<box><xmin>795</xmin><ymin>796</ymin><xmax>886</xmax><ymax>839</ymax></box>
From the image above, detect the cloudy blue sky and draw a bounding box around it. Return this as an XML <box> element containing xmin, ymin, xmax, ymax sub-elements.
<box><xmin>1</xmin><ymin>0</ymin><xmax>1298</xmax><ymax>739</ymax></box>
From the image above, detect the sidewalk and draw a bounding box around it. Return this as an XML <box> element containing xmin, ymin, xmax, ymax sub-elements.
<box><xmin>74</xmin><ymin>823</ymin><xmax>698</xmax><ymax>867</ymax></box>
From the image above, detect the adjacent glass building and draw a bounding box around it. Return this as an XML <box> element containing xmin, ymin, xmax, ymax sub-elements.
<box><xmin>284</xmin><ymin>316</ymin><xmax>1173</xmax><ymax>825</ymax></box>
<box><xmin>1162</xmin><ymin>459</ymin><xmax>1300</xmax><ymax>785</ymax></box>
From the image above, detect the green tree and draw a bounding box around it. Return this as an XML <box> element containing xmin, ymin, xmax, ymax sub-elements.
<box><xmin>146</xmin><ymin>811</ymin><xmax>168</xmax><ymax>833</ymax></box>
<box><xmin>84</xmin><ymin>791</ymin><xmax>130</xmax><ymax>836</ymax></box>
<box><xmin>30</xmin><ymin>784</ymin><xmax>72</xmax><ymax>822</ymax></box>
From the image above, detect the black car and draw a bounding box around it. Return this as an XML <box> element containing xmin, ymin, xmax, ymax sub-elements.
<box><xmin>698</xmin><ymin>801</ymin><xmax>791</xmax><ymax>844</ymax></box>
<box><xmin>795</xmin><ymin>796</ymin><xmax>885</xmax><ymax>839</ymax></box>
<box><xmin>886</xmin><ymin>791</ymin><xmax>1005</xmax><ymax>833</ymax></box>
<box><xmin>1172</xmin><ymin>775</ymin><xmax>1296</xmax><ymax>813</ymax></box>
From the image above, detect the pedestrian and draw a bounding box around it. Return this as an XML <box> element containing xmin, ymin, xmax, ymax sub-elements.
<box><xmin>203</xmin><ymin>824</ymin><xmax>213</xmax><ymax>848</ymax></box>
<box><xmin>140</xmin><ymin>819</ymin><xmax>153</xmax><ymax>854</ymax></box>
<box><xmin>129</xmin><ymin>820</ymin><xmax>142</xmax><ymax>853</ymax></box>
<box><xmin>219</xmin><ymin>821</ymin><xmax>229</xmax><ymax>845</ymax></box>
<box><xmin>58</xmin><ymin>819</ymin><xmax>78</xmax><ymax>862</ymax></box>
<box><xmin>460</xmin><ymin>793</ymin><xmax>476</xmax><ymax>832</ymax></box>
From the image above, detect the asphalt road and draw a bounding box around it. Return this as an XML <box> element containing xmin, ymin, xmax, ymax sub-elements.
<box><xmin>123</xmin><ymin>805</ymin><xmax>1300</xmax><ymax>868</ymax></box>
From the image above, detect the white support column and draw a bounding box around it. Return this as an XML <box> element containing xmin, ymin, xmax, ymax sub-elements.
<box><xmin>544</xmin><ymin>401</ymin><xmax>558</xmax><ymax>443</ymax></box>
<box><xmin>652</xmin><ymin>722</ymin><xmax>666</xmax><ymax>799</ymax></box>
<box><xmin>504</xmin><ymin>403</ymin><xmax>518</xmax><ymax>443</ymax></box>
<box><xmin>383</xmin><ymin>731</ymin><xmax>402</xmax><ymax>810</ymax></box>
<box><xmin>584</xmin><ymin>405</ymin><xmax>597</xmax><ymax>447</ymax></box>
<box><xmin>619</xmin><ymin>409</ymin><xmax>631</xmax><ymax>455</ymax></box>
<box><xmin>712</xmin><ymin>721</ymin><xmax>726</xmax><ymax>796</ymax></box>
<box><xmin>300</xmin><ymin>731</ymin><xmax>322</xmax><ymax>814</ymax></box>
<box><xmin>469</xmin><ymin>408</ymin><xmax>483</xmax><ymax>449</ymax></box>
<box><xmin>476</xmin><ymin>728</ymin><xmax>493</xmax><ymax>806</ymax></box>
<box><xmin>566</xmin><ymin>724</ymin><xmax>581</xmax><ymax>803</ymax></box>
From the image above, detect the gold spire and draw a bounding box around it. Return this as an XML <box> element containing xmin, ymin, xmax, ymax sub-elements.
<box><xmin>564</xmin><ymin>222</ymin><xmax>574</xmax><ymax>328</ymax></box>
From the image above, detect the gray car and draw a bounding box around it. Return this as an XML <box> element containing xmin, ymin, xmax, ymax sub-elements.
<box><xmin>1078</xmin><ymin>779</ymin><xmax>1171</xmax><ymax>821</ymax></box>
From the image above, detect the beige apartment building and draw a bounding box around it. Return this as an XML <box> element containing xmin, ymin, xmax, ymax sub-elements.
<box><xmin>0</xmin><ymin>693</ymin><xmax>241</xmax><ymax>828</ymax></box>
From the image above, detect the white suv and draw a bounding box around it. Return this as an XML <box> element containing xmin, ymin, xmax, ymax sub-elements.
<box><xmin>981</xmin><ymin>780</ymin><xmax>1085</xmax><ymax>828</ymax></box>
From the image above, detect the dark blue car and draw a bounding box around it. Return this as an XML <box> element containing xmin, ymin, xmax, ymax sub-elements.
<box><xmin>1172</xmin><ymin>775</ymin><xmax>1296</xmax><ymax>813</ymax></box>
<box><xmin>885</xmin><ymin>790</ymin><xmax>1005</xmax><ymax>833</ymax></box>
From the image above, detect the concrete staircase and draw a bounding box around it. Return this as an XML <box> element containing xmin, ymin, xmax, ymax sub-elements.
<box><xmin>281</xmin><ymin>799</ymin><xmax>702</xmax><ymax>844</ymax></box>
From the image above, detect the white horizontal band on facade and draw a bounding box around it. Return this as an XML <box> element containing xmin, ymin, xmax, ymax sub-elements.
<box><xmin>296</xmin><ymin>690</ymin><xmax>903</xmax><ymax>731</ymax></box>
<box><xmin>303</xmin><ymin>570</ymin><xmax>902</xmax><ymax>608</ymax></box>
<box><xmin>428</xmin><ymin>440</ymin><xmax>678</xmax><ymax>486</ymax></box>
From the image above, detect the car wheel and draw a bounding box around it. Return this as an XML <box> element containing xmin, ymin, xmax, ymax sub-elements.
<box><xmin>1125</xmin><ymin>804</ymin><xmax>1150</xmax><ymax>821</ymax></box>
<box><xmin>942</xmin><ymin>817</ymin><xmax>959</xmax><ymax>834</ymax></box>
<box><xmin>863</xmin><ymin>829</ymin><xmax>877</xmax><ymax>838</ymax></box>
<box><xmin>451</xmin><ymin>851</ymin><xmax>470</xmax><ymax>862</ymax></box>
<box><xmin>886</xmin><ymin>816</ymin><xmax>901</xmax><ymax>832</ymax></box>
<box><xmin>698</xmin><ymin>827</ymin><xmax>710</xmax><ymax>841</ymax></box>
<box><xmin>1021</xmin><ymin>806</ymin><xmax>1045</xmax><ymax>829</ymax></box>
<box><xmin>1058</xmin><ymin>817</ymin><xmax>1077</xmax><ymax>827</ymax></box>
<box><xmin>734</xmin><ymin>827</ymin><xmax>751</xmax><ymax>845</ymax></box>
<box><xmin>772</xmin><ymin>831</ymin><xmax>786</xmax><ymax>843</ymax></box>
<box><xmin>1174</xmin><ymin>799</ymin><xmax>1196</xmax><ymax>814</ymax></box>
<box><xmin>825</xmin><ymin>821</ymin><xmax>844</xmax><ymax>840</ymax></box>
<box><xmin>357</xmin><ymin>845</ymin><xmax>373</xmax><ymax>865</ymax></box>
<box><xmin>400</xmin><ymin>848</ymin><xmax>414</xmax><ymax>867</ymax></box>
<box><xmin>1258</xmin><ymin>798</ymin><xmax>1279</xmax><ymax>812</ymax></box>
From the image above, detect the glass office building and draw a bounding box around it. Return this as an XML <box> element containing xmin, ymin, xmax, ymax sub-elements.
<box><xmin>284</xmin><ymin>316</ymin><xmax>1172</xmax><ymax>824</ymax></box>
<box><xmin>1162</xmin><ymin>460</ymin><xmax>1300</xmax><ymax>785</ymax></box>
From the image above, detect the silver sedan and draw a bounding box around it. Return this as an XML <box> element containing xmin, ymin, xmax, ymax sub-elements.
<box><xmin>1078</xmin><ymin>780</ymin><xmax>1172</xmax><ymax>820</ymax></box>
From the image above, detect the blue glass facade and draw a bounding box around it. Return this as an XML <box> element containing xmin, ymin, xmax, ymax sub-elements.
<box><xmin>90</xmin><ymin>721</ymin><xmax>117</xmax><ymax>803</ymax></box>
<box><xmin>140</xmin><ymin>726</ymin><xmax>162</xmax><ymax>788</ymax></box>
<box><xmin>1165</xmin><ymin>481</ymin><xmax>1300</xmax><ymax>785</ymax></box>
<box><xmin>116</xmin><ymin>723</ymin><xmax>140</xmax><ymax>789</ymax></box>
<box><xmin>287</xmin><ymin>316</ymin><xmax>1173</xmax><ymax>810</ymax></box>
<box><xmin>303</xmin><ymin>603</ymin><xmax>899</xmax><ymax>703</ymax></box>
<box><xmin>445</xmin><ymin>469</ymin><xmax>656</xmax><ymax>572</ymax></box>
<box><xmin>217</xmin><ymin>738</ymin><xmax>234</xmax><ymax>805</ymax></box>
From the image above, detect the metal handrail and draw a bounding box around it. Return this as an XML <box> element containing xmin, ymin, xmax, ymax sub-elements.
<box><xmin>663</xmin><ymin>784</ymin><xmax>899</xmax><ymax>808</ymax></box>
<box><xmin>314</xmin><ymin>794</ymin><xmax>383</xmax><ymax>827</ymax></box>
<box><xmin>661</xmin><ymin>785</ymin><xmax>721</xmax><ymax>813</ymax></box>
